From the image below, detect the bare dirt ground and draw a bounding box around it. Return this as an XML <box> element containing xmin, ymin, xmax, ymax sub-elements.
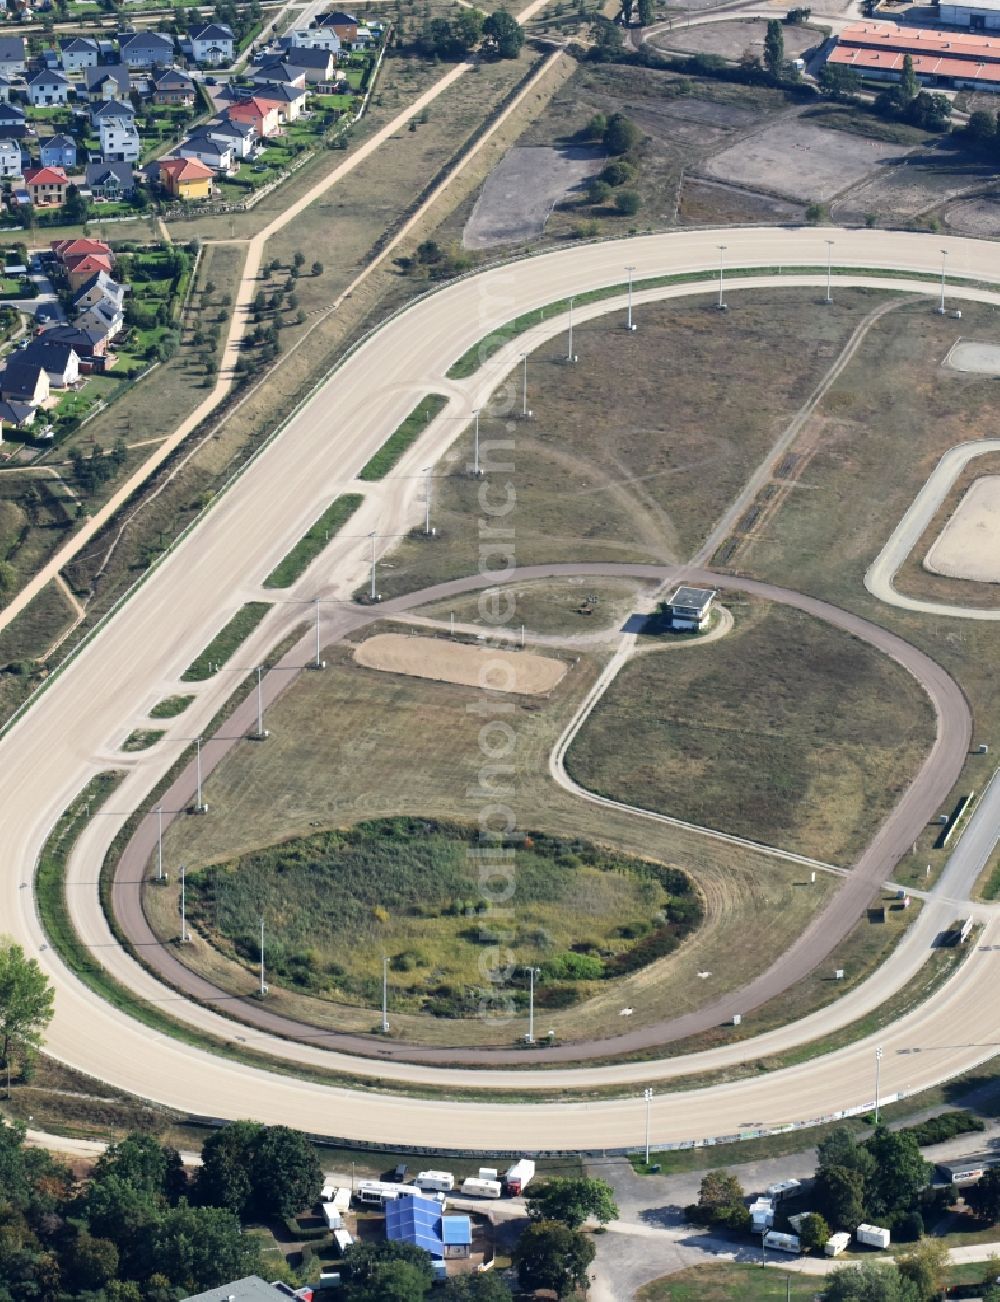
<box><xmin>701</xmin><ymin>118</ymin><xmax>915</xmax><ymax>203</ymax></box>
<box><xmin>831</xmin><ymin>150</ymin><xmax>989</xmax><ymax>223</ymax></box>
<box><xmin>462</xmin><ymin>145</ymin><xmax>604</xmax><ymax>249</ymax></box>
<box><xmin>944</xmin><ymin>192</ymin><xmax>1000</xmax><ymax>237</ymax></box>
<box><xmin>352</xmin><ymin>632</ymin><xmax>569</xmax><ymax>694</ymax></box>
<box><xmin>652</xmin><ymin>18</ymin><xmax>820</xmax><ymax>61</ymax></box>
<box><xmin>945</xmin><ymin>340</ymin><xmax>1000</xmax><ymax>375</ymax></box>
<box><xmin>678</xmin><ymin>177</ymin><xmax>804</xmax><ymax>225</ymax></box>
<box><xmin>925</xmin><ymin>476</ymin><xmax>1000</xmax><ymax>582</ymax></box>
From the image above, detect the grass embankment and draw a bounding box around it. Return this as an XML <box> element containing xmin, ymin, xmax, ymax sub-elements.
<box><xmin>637</xmin><ymin>1264</ymin><xmax>821</xmax><ymax>1301</ymax></box>
<box><xmin>183</xmin><ymin>816</ymin><xmax>701</xmax><ymax>1017</ymax></box>
<box><xmin>358</xmin><ymin>395</ymin><xmax>448</xmax><ymax>481</ymax></box>
<box><xmin>567</xmin><ymin>601</ymin><xmax>935</xmax><ymax>865</ymax></box>
<box><xmin>263</xmin><ymin>494</ymin><xmax>364</xmax><ymax>588</ymax></box>
<box><xmin>181</xmin><ymin>602</ymin><xmax>272</xmax><ymax>681</ymax></box>
<box><xmin>149</xmin><ymin>694</ymin><xmax>195</xmax><ymax>719</ymax></box>
<box><xmin>122</xmin><ymin>729</ymin><xmax>165</xmax><ymax>752</ymax></box>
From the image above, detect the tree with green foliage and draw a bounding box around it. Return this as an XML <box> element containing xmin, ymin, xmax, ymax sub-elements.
<box><xmin>799</xmin><ymin>1212</ymin><xmax>831</xmax><ymax>1253</ymax></box>
<box><xmin>818</xmin><ymin>1127</ymin><xmax>876</xmax><ymax>1179</ymax></box>
<box><xmin>93</xmin><ymin>1132</ymin><xmax>187</xmax><ymax>1203</ymax></box>
<box><xmin>821</xmin><ymin>1261</ymin><xmax>914</xmax><ymax>1301</ymax></box>
<box><xmin>483</xmin><ymin>10</ymin><xmax>523</xmax><ymax>57</ymax></box>
<box><xmin>0</xmin><ymin>939</ymin><xmax>54</xmax><ymax>1090</ymax></box>
<box><xmin>687</xmin><ymin>1169</ymin><xmax>749</xmax><ymax>1231</ymax></box>
<box><xmin>899</xmin><ymin>52</ymin><xmax>919</xmax><ymax>104</ymax></box>
<box><xmin>764</xmin><ymin>19</ymin><xmax>784</xmax><ymax>78</ymax></box>
<box><xmin>637</xmin><ymin>0</ymin><xmax>653</xmax><ymax>25</ymax></box>
<box><xmin>440</xmin><ymin>1272</ymin><xmax>514</xmax><ymax>1300</ymax></box>
<box><xmin>0</xmin><ymin>559</ymin><xmax>14</xmax><ymax>595</ymax></box>
<box><xmin>621</xmin><ymin>0</ymin><xmax>634</xmax><ymax>22</ymax></box>
<box><xmin>898</xmin><ymin>1237</ymin><xmax>948</xmax><ymax>1301</ymax></box>
<box><xmin>815</xmin><ymin>1165</ymin><xmax>867</xmax><ymax>1232</ymax></box>
<box><xmin>604</xmin><ymin>111</ymin><xmax>640</xmax><ymax>155</ymax></box>
<box><xmin>966</xmin><ymin>1167</ymin><xmax>1000</xmax><ymax>1222</ymax></box>
<box><xmin>587</xmin><ymin>178</ymin><xmax>612</xmax><ymax>206</ymax></box>
<box><xmin>863</xmin><ymin>1126</ymin><xmax>929</xmax><ymax>1221</ymax></box>
<box><xmin>342</xmin><ymin>1240</ymin><xmax>435</xmax><ymax>1299</ymax></box>
<box><xmin>584</xmin><ymin>111</ymin><xmax>607</xmax><ymax>140</ymax></box>
<box><xmin>526</xmin><ymin>1176</ymin><xmax>619</xmax><ymax>1229</ymax></box>
<box><xmin>515</xmin><ymin>1220</ymin><xmax>595</xmax><ymax>1299</ymax></box>
<box><xmin>144</xmin><ymin>1201</ymin><xmax>261</xmax><ymax>1292</ymax></box>
<box><xmin>615</xmin><ymin>189</ymin><xmax>641</xmax><ymax>216</ymax></box>
<box><xmin>819</xmin><ymin>62</ymin><xmax>861</xmax><ymax>99</ymax></box>
<box><xmin>196</xmin><ymin>1120</ymin><xmax>320</xmax><ymax>1219</ymax></box>
<box><xmin>68</xmin><ymin>1231</ymin><xmax>120</xmax><ymax>1291</ymax></box>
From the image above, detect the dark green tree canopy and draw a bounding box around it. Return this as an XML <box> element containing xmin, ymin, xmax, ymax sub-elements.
<box><xmin>526</xmin><ymin>1176</ymin><xmax>619</xmax><ymax>1229</ymax></box>
<box><xmin>515</xmin><ymin>1220</ymin><xmax>596</xmax><ymax>1299</ymax></box>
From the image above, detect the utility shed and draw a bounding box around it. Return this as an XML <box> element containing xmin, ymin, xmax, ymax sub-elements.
<box><xmin>664</xmin><ymin>585</ymin><xmax>717</xmax><ymax>631</ymax></box>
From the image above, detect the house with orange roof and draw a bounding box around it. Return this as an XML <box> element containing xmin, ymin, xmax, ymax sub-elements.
<box><xmin>62</xmin><ymin>252</ymin><xmax>115</xmax><ymax>292</ymax></box>
<box><xmin>22</xmin><ymin>165</ymin><xmax>68</xmax><ymax>207</ymax></box>
<box><xmin>225</xmin><ymin>95</ymin><xmax>282</xmax><ymax>138</ymax></box>
<box><xmin>158</xmin><ymin>155</ymin><xmax>214</xmax><ymax>201</ymax></box>
<box><xmin>51</xmin><ymin>237</ymin><xmax>114</xmax><ymax>264</ymax></box>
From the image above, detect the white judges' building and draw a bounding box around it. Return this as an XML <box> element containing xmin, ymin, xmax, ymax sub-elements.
<box><xmin>664</xmin><ymin>586</ymin><xmax>716</xmax><ymax>632</ymax></box>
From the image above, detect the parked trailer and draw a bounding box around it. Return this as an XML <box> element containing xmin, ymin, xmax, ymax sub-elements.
<box><xmin>461</xmin><ymin>1177</ymin><xmax>503</xmax><ymax>1199</ymax></box>
<box><xmin>415</xmin><ymin>1170</ymin><xmax>455</xmax><ymax>1192</ymax></box>
<box><xmin>355</xmin><ymin>1180</ymin><xmax>446</xmax><ymax>1207</ymax></box>
<box><xmin>503</xmin><ymin>1159</ymin><xmax>536</xmax><ymax>1196</ymax></box>
<box><xmin>856</xmin><ymin>1223</ymin><xmax>891</xmax><ymax>1249</ymax></box>
<box><xmin>763</xmin><ymin>1231</ymin><xmax>801</xmax><ymax>1254</ymax></box>
<box><xmin>766</xmin><ymin>1179</ymin><xmax>802</xmax><ymax>1202</ymax></box>
<box><xmin>825</xmin><ymin>1232</ymin><xmax>851</xmax><ymax>1257</ymax></box>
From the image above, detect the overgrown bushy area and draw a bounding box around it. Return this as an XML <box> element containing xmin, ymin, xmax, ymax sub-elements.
<box><xmin>186</xmin><ymin>817</ymin><xmax>701</xmax><ymax>1016</ymax></box>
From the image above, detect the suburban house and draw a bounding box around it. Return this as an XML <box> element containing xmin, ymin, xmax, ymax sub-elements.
<box><xmin>19</xmin><ymin>336</ymin><xmax>79</xmax><ymax>388</ymax></box>
<box><xmin>189</xmin><ymin>21</ymin><xmax>234</xmax><ymax>65</ymax></box>
<box><xmin>287</xmin><ymin>26</ymin><xmax>341</xmax><ymax>53</ymax></box>
<box><xmin>38</xmin><ymin>322</ymin><xmax>110</xmax><ymax>370</ymax></box>
<box><xmin>0</xmin><ymin>74</ymin><xmax>13</xmax><ymax>103</ymax></box>
<box><xmin>152</xmin><ymin>67</ymin><xmax>195</xmax><ymax>105</ymax></box>
<box><xmin>23</xmin><ymin>164</ymin><xmax>68</xmax><ymax>206</ymax></box>
<box><xmin>663</xmin><ymin>585</ymin><xmax>717</xmax><ymax>632</ymax></box>
<box><xmin>250</xmin><ymin>60</ymin><xmax>307</xmax><ymax>89</ymax></box>
<box><xmin>60</xmin><ymin>36</ymin><xmax>99</xmax><ymax>71</ymax></box>
<box><xmin>64</xmin><ymin>252</ymin><xmax>114</xmax><ymax>290</ymax></box>
<box><xmin>158</xmin><ymin>154</ymin><xmax>213</xmax><ymax>199</ymax></box>
<box><xmin>0</xmin><ymin>37</ymin><xmax>26</xmax><ymax>78</ymax></box>
<box><xmin>52</xmin><ymin>236</ymin><xmax>114</xmax><ymax>266</ymax></box>
<box><xmin>72</xmin><ymin>267</ymin><xmax>125</xmax><ymax>315</ymax></box>
<box><xmin>225</xmin><ymin>95</ymin><xmax>281</xmax><ymax>137</ymax></box>
<box><xmin>76</xmin><ymin>295</ymin><xmax>122</xmax><ymax>340</ymax></box>
<box><xmin>83</xmin><ymin>63</ymin><xmax>131</xmax><ymax>101</ymax></box>
<box><xmin>0</xmin><ymin>359</ymin><xmax>49</xmax><ymax>405</ymax></box>
<box><xmin>0</xmin><ymin>139</ymin><xmax>22</xmax><ymax>178</ymax></box>
<box><xmin>0</xmin><ymin>398</ymin><xmax>36</xmax><ymax>429</ymax></box>
<box><xmin>204</xmin><ymin>115</ymin><xmax>255</xmax><ymax>158</ymax></box>
<box><xmin>98</xmin><ymin>112</ymin><xmax>140</xmax><ymax>163</ymax></box>
<box><xmin>85</xmin><ymin>159</ymin><xmax>134</xmax><ymax>200</ymax></box>
<box><xmin>282</xmin><ymin>46</ymin><xmax>336</xmax><ymax>82</ymax></box>
<box><xmin>91</xmin><ymin>97</ymin><xmax>135</xmax><ymax>130</ymax></box>
<box><xmin>0</xmin><ymin>104</ymin><xmax>27</xmax><ymax>138</ymax></box>
<box><xmin>40</xmin><ymin>133</ymin><xmax>77</xmax><ymax>169</ymax></box>
<box><xmin>254</xmin><ymin>81</ymin><xmax>306</xmax><ymax>120</ymax></box>
<box><xmin>27</xmin><ymin>68</ymin><xmax>72</xmax><ymax>106</ymax></box>
<box><xmin>178</xmin><ymin>130</ymin><xmax>234</xmax><ymax>172</ymax></box>
<box><xmin>316</xmin><ymin>10</ymin><xmax>358</xmax><ymax>42</ymax></box>
<box><xmin>118</xmin><ymin>30</ymin><xmax>174</xmax><ymax>68</ymax></box>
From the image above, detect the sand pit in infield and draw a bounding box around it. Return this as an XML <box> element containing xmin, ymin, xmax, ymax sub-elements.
<box><xmin>925</xmin><ymin>475</ymin><xmax>1000</xmax><ymax>583</ymax></box>
<box><xmin>352</xmin><ymin>633</ymin><xmax>569</xmax><ymax>694</ymax></box>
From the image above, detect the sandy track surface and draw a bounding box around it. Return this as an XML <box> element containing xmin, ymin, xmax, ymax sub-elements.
<box><xmin>925</xmin><ymin>475</ymin><xmax>1000</xmax><ymax>582</ymax></box>
<box><xmin>353</xmin><ymin>632</ymin><xmax>567</xmax><ymax>694</ymax></box>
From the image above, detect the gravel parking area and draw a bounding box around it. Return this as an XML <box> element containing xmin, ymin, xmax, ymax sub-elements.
<box><xmin>463</xmin><ymin>145</ymin><xmax>604</xmax><ymax>249</ymax></box>
<box><xmin>701</xmin><ymin>118</ymin><xmax>913</xmax><ymax>202</ymax></box>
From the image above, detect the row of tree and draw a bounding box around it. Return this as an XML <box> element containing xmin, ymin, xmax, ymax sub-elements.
<box><xmin>412</xmin><ymin>9</ymin><xmax>524</xmax><ymax>61</ymax></box>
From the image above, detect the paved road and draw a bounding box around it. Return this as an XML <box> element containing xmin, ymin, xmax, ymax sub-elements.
<box><xmin>5</xmin><ymin>229</ymin><xmax>1000</xmax><ymax>1149</ymax></box>
<box><xmin>108</xmin><ymin>563</ymin><xmax>971</xmax><ymax>1066</ymax></box>
<box><xmin>865</xmin><ymin>438</ymin><xmax>1000</xmax><ymax>620</ymax></box>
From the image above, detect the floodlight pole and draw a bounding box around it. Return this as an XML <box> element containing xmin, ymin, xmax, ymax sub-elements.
<box><xmin>423</xmin><ymin>466</ymin><xmax>432</xmax><ymax>535</ymax></box>
<box><xmin>874</xmin><ymin>1045</ymin><xmax>883</xmax><ymax>1122</ymax></box>
<box><xmin>937</xmin><ymin>249</ymin><xmax>948</xmax><ymax>314</ymax></box>
<box><xmin>312</xmin><ymin>597</ymin><xmax>325</xmax><ymax>669</ymax></box>
<box><xmin>254</xmin><ymin>665</ymin><xmax>268</xmax><ymax>739</ymax></box>
<box><xmin>180</xmin><ymin>864</ymin><xmax>189</xmax><ymax>942</ymax></box>
<box><xmin>643</xmin><ymin>1088</ymin><xmax>653</xmax><ymax>1164</ymax></box>
<box><xmin>156</xmin><ymin>805</ymin><xmax>164</xmax><ymax>882</ymax></box>
<box><xmin>369</xmin><ymin>531</ymin><xmax>377</xmax><ymax>601</ymax></box>
<box><xmin>381</xmin><ymin>955</ymin><xmax>390</xmax><ymax>1033</ymax></box>
<box><xmin>259</xmin><ymin>915</ymin><xmax>266</xmax><ymax>996</ymax></box>
<box><xmin>567</xmin><ymin>295</ymin><xmax>576</xmax><ymax>362</ymax></box>
<box><xmin>472</xmin><ymin>409</ymin><xmax>481</xmax><ymax>476</ymax></box>
<box><xmin>526</xmin><ymin>966</ymin><xmax>540</xmax><ymax>1044</ymax></box>
<box><xmin>825</xmin><ymin>239</ymin><xmax>834</xmax><ymax>304</ymax></box>
<box><xmin>520</xmin><ymin>351</ymin><xmax>528</xmax><ymax>418</ymax></box>
<box><xmin>717</xmin><ymin>245</ymin><xmax>727</xmax><ymax>311</ymax></box>
<box><xmin>194</xmin><ymin>736</ymin><xmax>207</xmax><ymax>813</ymax></box>
<box><xmin>625</xmin><ymin>265</ymin><xmax>636</xmax><ymax>331</ymax></box>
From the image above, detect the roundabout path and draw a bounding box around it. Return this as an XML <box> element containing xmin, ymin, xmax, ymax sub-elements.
<box><xmin>109</xmin><ymin>563</ymin><xmax>970</xmax><ymax>1067</ymax></box>
<box><xmin>5</xmin><ymin>228</ymin><xmax>1000</xmax><ymax>1148</ymax></box>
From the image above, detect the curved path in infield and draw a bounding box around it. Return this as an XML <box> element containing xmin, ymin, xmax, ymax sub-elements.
<box><xmin>865</xmin><ymin>438</ymin><xmax>1000</xmax><ymax>620</ymax></box>
<box><xmin>110</xmin><ymin>563</ymin><xmax>971</xmax><ymax>1066</ymax></box>
<box><xmin>5</xmin><ymin>227</ymin><xmax>1000</xmax><ymax>1148</ymax></box>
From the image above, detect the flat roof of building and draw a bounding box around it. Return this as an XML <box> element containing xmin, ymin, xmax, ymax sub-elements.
<box><xmin>666</xmin><ymin>585</ymin><xmax>717</xmax><ymax>612</ymax></box>
<box><xmin>829</xmin><ymin>43</ymin><xmax>1000</xmax><ymax>81</ymax></box>
<box><xmin>182</xmin><ymin>1276</ymin><xmax>281</xmax><ymax>1302</ymax></box>
<box><xmin>942</xmin><ymin>0</ymin><xmax>1000</xmax><ymax>12</ymax></box>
